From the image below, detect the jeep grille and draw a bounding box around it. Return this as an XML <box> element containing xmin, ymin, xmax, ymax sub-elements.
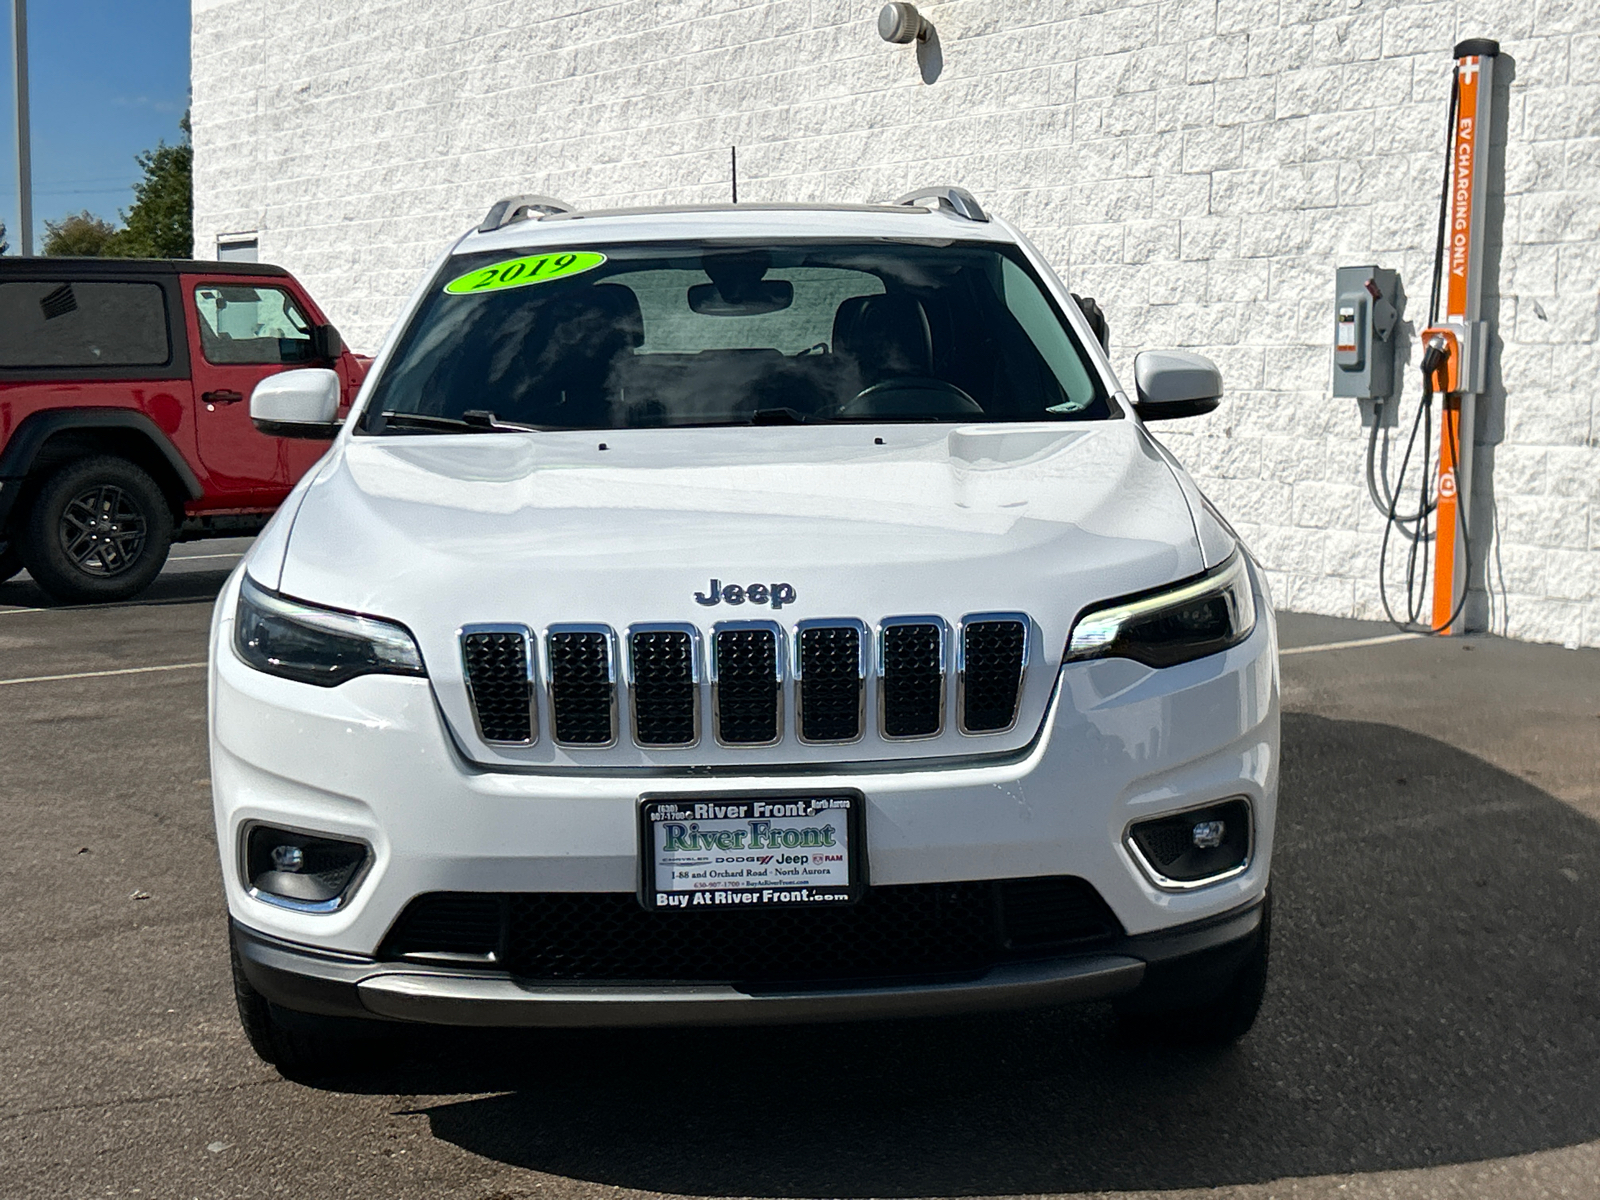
<box><xmin>458</xmin><ymin>615</ymin><xmax>1029</xmax><ymax>751</ymax></box>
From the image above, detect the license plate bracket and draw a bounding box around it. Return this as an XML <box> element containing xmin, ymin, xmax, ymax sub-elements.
<box><xmin>638</xmin><ymin>792</ymin><xmax>866</xmax><ymax>912</ymax></box>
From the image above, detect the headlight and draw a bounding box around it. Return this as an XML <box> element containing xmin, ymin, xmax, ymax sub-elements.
<box><xmin>1065</xmin><ymin>552</ymin><xmax>1256</xmax><ymax>668</ymax></box>
<box><xmin>234</xmin><ymin>573</ymin><xmax>425</xmax><ymax>687</ymax></box>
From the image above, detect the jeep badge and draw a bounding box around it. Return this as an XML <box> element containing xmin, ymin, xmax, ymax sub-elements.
<box><xmin>694</xmin><ymin>579</ymin><xmax>796</xmax><ymax>609</ymax></box>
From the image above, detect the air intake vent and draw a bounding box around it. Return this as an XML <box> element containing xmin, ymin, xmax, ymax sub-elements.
<box><xmin>381</xmin><ymin>892</ymin><xmax>504</xmax><ymax>962</ymax></box>
<box><xmin>880</xmin><ymin>619</ymin><xmax>945</xmax><ymax>739</ymax></box>
<box><xmin>796</xmin><ymin>621</ymin><xmax>865</xmax><ymax>743</ymax></box>
<box><xmin>712</xmin><ymin>623</ymin><xmax>782</xmax><ymax>745</ymax></box>
<box><xmin>381</xmin><ymin>878</ymin><xmax>1122</xmax><ymax>982</ymax></box>
<box><xmin>960</xmin><ymin>616</ymin><xmax>1027</xmax><ymax>734</ymax></box>
<box><xmin>628</xmin><ymin>625</ymin><xmax>699</xmax><ymax>747</ymax></box>
<box><xmin>547</xmin><ymin>626</ymin><xmax>616</xmax><ymax>746</ymax></box>
<box><xmin>460</xmin><ymin>626</ymin><xmax>536</xmax><ymax>744</ymax></box>
<box><xmin>997</xmin><ymin>875</ymin><xmax>1121</xmax><ymax>948</ymax></box>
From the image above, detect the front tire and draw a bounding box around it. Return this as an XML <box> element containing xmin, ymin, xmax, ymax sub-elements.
<box><xmin>231</xmin><ymin>938</ymin><xmax>377</xmax><ymax>1079</ymax></box>
<box><xmin>1116</xmin><ymin>891</ymin><xmax>1271</xmax><ymax>1046</ymax></box>
<box><xmin>0</xmin><ymin>543</ymin><xmax>23</xmax><ymax>585</ymax></box>
<box><xmin>20</xmin><ymin>456</ymin><xmax>174</xmax><ymax>603</ymax></box>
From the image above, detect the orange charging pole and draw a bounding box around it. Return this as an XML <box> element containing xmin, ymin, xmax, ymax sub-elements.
<box><xmin>1427</xmin><ymin>39</ymin><xmax>1499</xmax><ymax>633</ymax></box>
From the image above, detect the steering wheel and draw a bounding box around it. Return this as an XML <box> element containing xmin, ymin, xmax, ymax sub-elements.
<box><xmin>839</xmin><ymin>377</ymin><xmax>983</xmax><ymax>418</ymax></box>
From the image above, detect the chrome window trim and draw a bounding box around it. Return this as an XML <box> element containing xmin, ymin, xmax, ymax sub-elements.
<box><xmin>1122</xmin><ymin>796</ymin><xmax>1255</xmax><ymax>893</ymax></box>
<box><xmin>624</xmin><ymin>622</ymin><xmax>703</xmax><ymax>749</ymax></box>
<box><xmin>458</xmin><ymin>622</ymin><xmax>538</xmax><ymax>747</ymax></box>
<box><xmin>544</xmin><ymin>623</ymin><xmax>619</xmax><ymax>749</ymax></box>
<box><xmin>956</xmin><ymin>612</ymin><xmax>1030</xmax><ymax>737</ymax></box>
<box><xmin>709</xmin><ymin>619</ymin><xmax>786</xmax><ymax>748</ymax></box>
<box><xmin>237</xmin><ymin>819</ymin><xmax>374</xmax><ymax>916</ymax></box>
<box><xmin>876</xmin><ymin>615</ymin><xmax>949</xmax><ymax>742</ymax></box>
<box><xmin>792</xmin><ymin>617</ymin><xmax>869</xmax><ymax>745</ymax></box>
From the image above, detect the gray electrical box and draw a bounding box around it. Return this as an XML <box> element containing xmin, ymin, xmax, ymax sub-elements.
<box><xmin>1332</xmin><ymin>265</ymin><xmax>1399</xmax><ymax>400</ymax></box>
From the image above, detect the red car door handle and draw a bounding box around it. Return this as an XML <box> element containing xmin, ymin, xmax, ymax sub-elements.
<box><xmin>203</xmin><ymin>389</ymin><xmax>244</xmax><ymax>405</ymax></box>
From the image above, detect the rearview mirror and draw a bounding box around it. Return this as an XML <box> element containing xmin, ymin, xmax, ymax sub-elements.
<box><xmin>252</xmin><ymin>368</ymin><xmax>342</xmax><ymax>439</ymax></box>
<box><xmin>1133</xmin><ymin>351</ymin><xmax>1222</xmax><ymax>421</ymax></box>
<box><xmin>687</xmin><ymin>280</ymin><xmax>793</xmax><ymax>316</ymax></box>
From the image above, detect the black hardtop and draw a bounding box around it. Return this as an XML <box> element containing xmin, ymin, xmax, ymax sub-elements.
<box><xmin>0</xmin><ymin>258</ymin><xmax>290</xmax><ymax>279</ymax></box>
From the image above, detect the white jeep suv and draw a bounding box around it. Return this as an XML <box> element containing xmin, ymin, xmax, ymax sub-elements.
<box><xmin>212</xmin><ymin>188</ymin><xmax>1278</xmax><ymax>1074</ymax></box>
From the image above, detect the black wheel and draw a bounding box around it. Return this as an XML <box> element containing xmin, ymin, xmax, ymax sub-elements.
<box><xmin>0</xmin><ymin>543</ymin><xmax>22</xmax><ymax>585</ymax></box>
<box><xmin>1116</xmin><ymin>891</ymin><xmax>1271</xmax><ymax>1047</ymax></box>
<box><xmin>20</xmin><ymin>456</ymin><xmax>173</xmax><ymax>603</ymax></box>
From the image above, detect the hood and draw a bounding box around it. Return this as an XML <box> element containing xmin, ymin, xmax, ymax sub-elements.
<box><xmin>271</xmin><ymin>420</ymin><xmax>1210</xmax><ymax>767</ymax></box>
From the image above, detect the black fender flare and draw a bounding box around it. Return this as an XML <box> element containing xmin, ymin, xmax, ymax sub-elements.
<box><xmin>0</xmin><ymin>408</ymin><xmax>204</xmax><ymax>528</ymax></box>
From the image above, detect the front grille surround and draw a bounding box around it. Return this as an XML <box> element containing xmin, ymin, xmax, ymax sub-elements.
<box><xmin>545</xmin><ymin>624</ymin><xmax>619</xmax><ymax>748</ymax></box>
<box><xmin>624</xmin><ymin>623</ymin><xmax>703</xmax><ymax>748</ymax></box>
<box><xmin>456</xmin><ymin>612</ymin><xmax>1035</xmax><ymax>753</ymax></box>
<box><xmin>957</xmin><ymin>613</ymin><xmax>1030</xmax><ymax>736</ymax></box>
<box><xmin>793</xmin><ymin>618</ymin><xmax>869</xmax><ymax>744</ymax></box>
<box><xmin>877</xmin><ymin>615</ymin><xmax>949</xmax><ymax>741</ymax></box>
<box><xmin>709</xmin><ymin>620</ymin><xmax>786</xmax><ymax>747</ymax></box>
<box><xmin>459</xmin><ymin>623</ymin><xmax>538</xmax><ymax>746</ymax></box>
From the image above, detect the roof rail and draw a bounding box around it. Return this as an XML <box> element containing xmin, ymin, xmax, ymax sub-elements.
<box><xmin>477</xmin><ymin>194</ymin><xmax>575</xmax><ymax>233</ymax></box>
<box><xmin>892</xmin><ymin>186</ymin><xmax>989</xmax><ymax>223</ymax></box>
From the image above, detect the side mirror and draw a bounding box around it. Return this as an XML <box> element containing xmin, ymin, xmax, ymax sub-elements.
<box><xmin>1071</xmin><ymin>293</ymin><xmax>1110</xmax><ymax>351</ymax></box>
<box><xmin>1133</xmin><ymin>350</ymin><xmax>1222</xmax><ymax>421</ymax></box>
<box><xmin>252</xmin><ymin>368</ymin><xmax>342</xmax><ymax>439</ymax></box>
<box><xmin>311</xmin><ymin>323</ymin><xmax>343</xmax><ymax>361</ymax></box>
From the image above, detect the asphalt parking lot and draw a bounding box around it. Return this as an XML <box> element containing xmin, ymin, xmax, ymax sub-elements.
<box><xmin>3</xmin><ymin>548</ymin><xmax>1598</xmax><ymax>1200</ymax></box>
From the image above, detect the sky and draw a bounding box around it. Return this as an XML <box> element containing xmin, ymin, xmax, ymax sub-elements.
<box><xmin>1</xmin><ymin>0</ymin><xmax>191</xmax><ymax>251</ymax></box>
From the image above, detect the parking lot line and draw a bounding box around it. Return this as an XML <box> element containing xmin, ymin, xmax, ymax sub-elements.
<box><xmin>0</xmin><ymin>662</ymin><xmax>206</xmax><ymax>687</ymax></box>
<box><xmin>1281</xmin><ymin>631</ymin><xmax>1424</xmax><ymax>656</ymax></box>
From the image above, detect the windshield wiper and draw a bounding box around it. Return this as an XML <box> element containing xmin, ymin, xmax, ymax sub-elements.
<box><xmin>747</xmin><ymin>407</ymin><xmax>810</xmax><ymax>426</ymax></box>
<box><xmin>377</xmin><ymin>410</ymin><xmax>545</xmax><ymax>433</ymax></box>
<box><xmin>461</xmin><ymin>409</ymin><xmax>546</xmax><ymax>431</ymax></box>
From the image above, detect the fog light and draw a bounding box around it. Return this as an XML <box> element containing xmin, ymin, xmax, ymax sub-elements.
<box><xmin>271</xmin><ymin>844</ymin><xmax>305</xmax><ymax>872</ymax></box>
<box><xmin>245</xmin><ymin>826</ymin><xmax>370</xmax><ymax>912</ymax></box>
<box><xmin>1127</xmin><ymin>799</ymin><xmax>1250</xmax><ymax>887</ymax></box>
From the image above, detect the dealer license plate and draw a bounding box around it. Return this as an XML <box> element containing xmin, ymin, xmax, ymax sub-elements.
<box><xmin>638</xmin><ymin>794</ymin><xmax>864</xmax><ymax>911</ymax></box>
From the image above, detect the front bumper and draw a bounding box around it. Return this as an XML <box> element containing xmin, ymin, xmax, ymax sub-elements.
<box><xmin>234</xmin><ymin>893</ymin><xmax>1265</xmax><ymax>1028</ymax></box>
<box><xmin>209</xmin><ymin>563</ymin><xmax>1279</xmax><ymax>963</ymax></box>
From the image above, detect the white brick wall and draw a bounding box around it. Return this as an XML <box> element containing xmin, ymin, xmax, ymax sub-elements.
<box><xmin>192</xmin><ymin>0</ymin><xmax>1600</xmax><ymax>646</ymax></box>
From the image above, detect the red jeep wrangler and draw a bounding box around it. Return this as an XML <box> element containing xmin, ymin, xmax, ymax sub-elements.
<box><xmin>0</xmin><ymin>258</ymin><xmax>367</xmax><ymax>602</ymax></box>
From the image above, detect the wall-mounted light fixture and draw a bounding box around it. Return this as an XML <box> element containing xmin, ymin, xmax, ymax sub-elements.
<box><xmin>878</xmin><ymin>2</ymin><xmax>931</xmax><ymax>44</ymax></box>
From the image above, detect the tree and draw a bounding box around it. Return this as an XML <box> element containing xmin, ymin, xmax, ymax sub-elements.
<box><xmin>42</xmin><ymin>211</ymin><xmax>122</xmax><ymax>257</ymax></box>
<box><xmin>117</xmin><ymin>111</ymin><xmax>192</xmax><ymax>258</ymax></box>
<box><xmin>0</xmin><ymin>216</ymin><xmax>8</xmax><ymax>255</ymax></box>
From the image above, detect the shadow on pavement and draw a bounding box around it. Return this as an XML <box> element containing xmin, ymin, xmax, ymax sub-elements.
<box><xmin>298</xmin><ymin>713</ymin><xmax>1600</xmax><ymax>1194</ymax></box>
<box><xmin>0</xmin><ymin>565</ymin><xmax>235</xmax><ymax>611</ymax></box>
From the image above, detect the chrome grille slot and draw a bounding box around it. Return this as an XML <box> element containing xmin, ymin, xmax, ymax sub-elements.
<box><xmin>796</xmin><ymin>620</ymin><xmax>866</xmax><ymax>743</ymax></box>
<box><xmin>546</xmin><ymin>626</ymin><xmax>617</xmax><ymax>746</ymax></box>
<box><xmin>628</xmin><ymin>625</ymin><xmax>699</xmax><ymax>747</ymax></box>
<box><xmin>880</xmin><ymin>618</ymin><xmax>945</xmax><ymax>739</ymax></box>
<box><xmin>460</xmin><ymin>626</ymin><xmax>536</xmax><ymax>745</ymax></box>
<box><xmin>959</xmin><ymin>615</ymin><xmax>1028</xmax><ymax>734</ymax></box>
<box><xmin>711</xmin><ymin>623</ymin><xmax>782</xmax><ymax>746</ymax></box>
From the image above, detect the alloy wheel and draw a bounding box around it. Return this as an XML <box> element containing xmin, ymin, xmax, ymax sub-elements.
<box><xmin>58</xmin><ymin>485</ymin><xmax>148</xmax><ymax>577</ymax></box>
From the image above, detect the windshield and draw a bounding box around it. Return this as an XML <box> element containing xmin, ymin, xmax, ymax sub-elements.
<box><xmin>362</xmin><ymin>240</ymin><xmax>1113</xmax><ymax>433</ymax></box>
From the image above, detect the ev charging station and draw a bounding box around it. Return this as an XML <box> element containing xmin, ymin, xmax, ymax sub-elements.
<box><xmin>1338</xmin><ymin>39</ymin><xmax>1500</xmax><ymax>636</ymax></box>
<box><xmin>1424</xmin><ymin>40</ymin><xmax>1499</xmax><ymax>635</ymax></box>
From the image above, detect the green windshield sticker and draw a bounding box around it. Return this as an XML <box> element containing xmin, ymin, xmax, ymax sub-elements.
<box><xmin>444</xmin><ymin>251</ymin><xmax>607</xmax><ymax>296</ymax></box>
